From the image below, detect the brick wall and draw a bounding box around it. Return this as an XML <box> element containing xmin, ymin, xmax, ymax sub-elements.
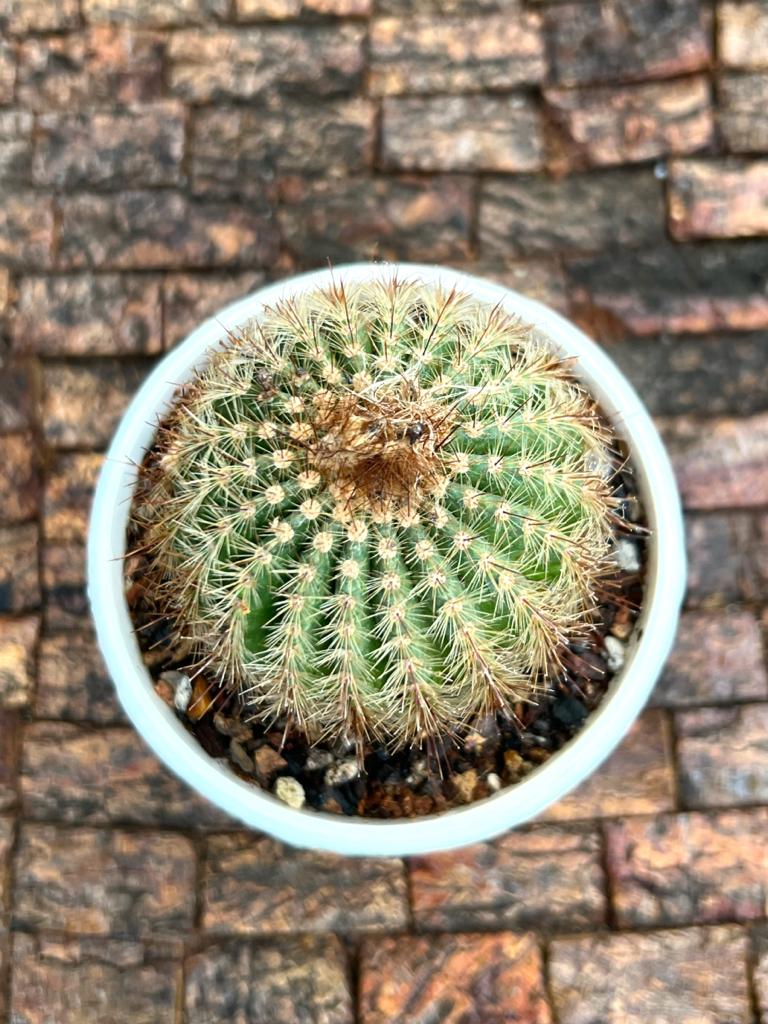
<box><xmin>1</xmin><ymin>0</ymin><xmax>768</xmax><ymax>1021</ymax></box>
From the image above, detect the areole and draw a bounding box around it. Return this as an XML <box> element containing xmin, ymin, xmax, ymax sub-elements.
<box><xmin>88</xmin><ymin>262</ymin><xmax>686</xmax><ymax>857</ymax></box>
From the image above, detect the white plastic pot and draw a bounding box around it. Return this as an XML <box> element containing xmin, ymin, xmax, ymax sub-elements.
<box><xmin>88</xmin><ymin>262</ymin><xmax>685</xmax><ymax>857</ymax></box>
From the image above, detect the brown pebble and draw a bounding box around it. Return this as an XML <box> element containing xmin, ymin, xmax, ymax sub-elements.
<box><xmin>453</xmin><ymin>769</ymin><xmax>478</xmax><ymax>804</ymax></box>
<box><xmin>610</xmin><ymin>620</ymin><xmax>634</xmax><ymax>640</ymax></box>
<box><xmin>320</xmin><ymin>796</ymin><xmax>345</xmax><ymax>815</ymax></box>
<box><xmin>464</xmin><ymin>731</ymin><xmax>486</xmax><ymax>754</ymax></box>
<box><xmin>503</xmin><ymin>749</ymin><xmax>525</xmax><ymax>780</ymax></box>
<box><xmin>213</xmin><ymin>711</ymin><xmax>252</xmax><ymax>742</ymax></box>
<box><xmin>614</xmin><ymin>604</ymin><xmax>631</xmax><ymax>625</ymax></box>
<box><xmin>153</xmin><ymin>678</ymin><xmax>175</xmax><ymax>708</ymax></box>
<box><xmin>143</xmin><ymin>646</ymin><xmax>174</xmax><ymax>669</ymax></box>
<box><xmin>567</xmin><ymin>650</ymin><xmax>607</xmax><ymax>680</ymax></box>
<box><xmin>187</xmin><ymin>676</ymin><xmax>216</xmax><ymax>721</ymax></box>
<box><xmin>252</xmin><ymin>744</ymin><xmax>288</xmax><ymax>784</ymax></box>
<box><xmin>411</xmin><ymin>793</ymin><xmax>442</xmax><ymax>815</ymax></box>
<box><xmin>124</xmin><ymin>579</ymin><xmax>146</xmax><ymax>607</ymax></box>
<box><xmin>229</xmin><ymin>739</ymin><xmax>254</xmax><ymax>773</ymax></box>
<box><xmin>124</xmin><ymin>553</ymin><xmax>148</xmax><ymax>576</ymax></box>
<box><xmin>525</xmin><ymin>747</ymin><xmax>551</xmax><ymax>765</ymax></box>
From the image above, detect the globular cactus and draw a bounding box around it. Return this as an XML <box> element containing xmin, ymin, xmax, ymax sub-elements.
<box><xmin>137</xmin><ymin>276</ymin><xmax>618</xmax><ymax>753</ymax></box>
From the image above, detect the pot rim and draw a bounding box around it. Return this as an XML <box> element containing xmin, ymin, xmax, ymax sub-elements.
<box><xmin>87</xmin><ymin>261</ymin><xmax>686</xmax><ymax>856</ymax></box>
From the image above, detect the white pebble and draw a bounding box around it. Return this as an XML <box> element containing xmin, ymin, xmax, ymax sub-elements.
<box><xmin>406</xmin><ymin>758</ymin><xmax>428</xmax><ymax>786</ymax></box>
<box><xmin>614</xmin><ymin>538</ymin><xmax>641</xmax><ymax>573</ymax></box>
<box><xmin>604</xmin><ymin>635</ymin><xmax>626</xmax><ymax>672</ymax></box>
<box><xmin>487</xmin><ymin>773</ymin><xmax>502</xmax><ymax>792</ymax></box>
<box><xmin>161</xmin><ymin>670</ymin><xmax>192</xmax><ymax>714</ymax></box>
<box><xmin>305</xmin><ymin>749</ymin><xmax>334</xmax><ymax>771</ymax></box>
<box><xmin>274</xmin><ymin>776</ymin><xmax>306</xmax><ymax>810</ymax></box>
<box><xmin>324</xmin><ymin>759</ymin><xmax>360</xmax><ymax>787</ymax></box>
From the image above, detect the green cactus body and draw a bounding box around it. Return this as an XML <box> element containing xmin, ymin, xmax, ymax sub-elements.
<box><xmin>139</xmin><ymin>277</ymin><xmax>617</xmax><ymax>751</ymax></box>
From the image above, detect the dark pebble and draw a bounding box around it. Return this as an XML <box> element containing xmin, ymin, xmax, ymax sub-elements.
<box><xmin>552</xmin><ymin>696</ymin><xmax>589</xmax><ymax>728</ymax></box>
<box><xmin>332</xmin><ymin>784</ymin><xmax>360</xmax><ymax>816</ymax></box>
<box><xmin>190</xmin><ymin>717</ymin><xmax>229</xmax><ymax>759</ymax></box>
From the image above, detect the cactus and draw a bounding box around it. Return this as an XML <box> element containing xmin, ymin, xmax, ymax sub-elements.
<box><xmin>136</xmin><ymin>276</ymin><xmax>618</xmax><ymax>753</ymax></box>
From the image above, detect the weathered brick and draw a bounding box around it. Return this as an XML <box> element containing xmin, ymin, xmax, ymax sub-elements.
<box><xmin>370</xmin><ymin>14</ymin><xmax>545</xmax><ymax>94</ymax></box>
<box><xmin>0</xmin><ymin>814</ymin><xmax>13</xmax><ymax>921</ymax></box>
<box><xmin>377</xmin><ymin>0</ymin><xmax>516</xmax><ymax>9</ymax></box>
<box><xmin>21</xmin><ymin>722</ymin><xmax>230</xmax><ymax>827</ymax></box>
<box><xmin>57</xmin><ymin>192</ymin><xmax>279</xmax><ymax>271</ymax></box>
<box><xmin>0</xmin><ymin>709</ymin><xmax>21</xmax><ymax>810</ymax></box>
<box><xmin>754</xmin><ymin>926</ymin><xmax>768</xmax><ymax>1024</ymax></box>
<box><xmin>13</xmin><ymin>274</ymin><xmax>163</xmax><ymax>357</ymax></box>
<box><xmin>0</xmin><ymin>434</ymin><xmax>38</xmax><ymax>523</ymax></box>
<box><xmin>360</xmin><ymin>932</ymin><xmax>551</xmax><ymax>1024</ymax></box>
<box><xmin>0</xmin><ymin>0</ymin><xmax>79</xmax><ymax>32</ymax></box>
<box><xmin>186</xmin><ymin>938</ymin><xmax>353</xmax><ymax>1024</ymax></box>
<box><xmin>0</xmin><ymin>359</ymin><xmax>37</xmax><ymax>433</ymax></box>
<box><xmin>278</xmin><ymin>175</ymin><xmax>472</xmax><ymax>263</ymax></box>
<box><xmin>0</xmin><ymin>109</ymin><xmax>32</xmax><ymax>186</ymax></box>
<box><xmin>677</xmin><ymin>703</ymin><xmax>768</xmax><ymax>807</ymax></box>
<box><xmin>34</xmin><ymin>102</ymin><xmax>186</xmax><ymax>190</ymax></box>
<box><xmin>669</xmin><ymin>158</ymin><xmax>768</xmax><ymax>239</ymax></box>
<box><xmin>606</xmin><ymin>809</ymin><xmax>768</xmax><ymax>927</ymax></box>
<box><xmin>0</xmin><ymin>524</ymin><xmax>39</xmax><ymax>612</ymax></box>
<box><xmin>191</xmin><ymin>99</ymin><xmax>373</xmax><ymax>196</ymax></box>
<box><xmin>479</xmin><ymin>171</ymin><xmax>664</xmax><ymax>257</ymax></box>
<box><xmin>653</xmin><ymin>610</ymin><xmax>768</xmax><ymax>707</ymax></box>
<box><xmin>720</xmin><ymin>73</ymin><xmax>768</xmax><ymax>153</ymax></box>
<box><xmin>383</xmin><ymin>94</ymin><xmax>543</xmax><ymax>173</ymax></box>
<box><xmin>685</xmin><ymin>513</ymin><xmax>761</xmax><ymax>607</ymax></box>
<box><xmin>43</xmin><ymin>452</ymin><xmax>102</xmax><ymax>544</ymax></box>
<box><xmin>0</xmin><ymin>615</ymin><xmax>38</xmax><ymax>709</ymax></box>
<box><xmin>755</xmin><ymin>929</ymin><xmax>768</xmax><ymax>1024</ymax></box>
<box><xmin>203</xmin><ymin>833</ymin><xmax>407</xmax><ymax>934</ymax></box>
<box><xmin>0</xmin><ymin>266</ymin><xmax>10</xmax><ymax>314</ymax></box>
<box><xmin>42</xmin><ymin>542</ymin><xmax>87</xmax><ymax>630</ymax></box>
<box><xmin>542</xmin><ymin>711</ymin><xmax>676</xmax><ymax>822</ymax></box>
<box><xmin>237</xmin><ymin>0</ymin><xmax>370</xmax><ymax>15</ymax></box>
<box><xmin>17</xmin><ymin>28</ymin><xmax>165</xmax><ymax>112</ymax></box>
<box><xmin>566</xmin><ymin>241</ymin><xmax>768</xmax><ymax>338</ymax></box>
<box><xmin>13</xmin><ymin>823</ymin><xmax>196</xmax><ymax>937</ymax></box>
<box><xmin>36</xmin><ymin>630</ymin><xmax>125</xmax><ymax>724</ymax></box>
<box><xmin>456</xmin><ymin>259</ymin><xmax>569</xmax><ymax>312</ymax></box>
<box><xmin>0</xmin><ymin>935</ymin><xmax>5</xmax><ymax>1021</ymax></box>
<box><xmin>719</xmin><ymin>0</ymin><xmax>768</xmax><ymax>69</ymax></box>
<box><xmin>169</xmin><ymin>24</ymin><xmax>365</xmax><ymax>101</ymax></box>
<box><xmin>550</xmin><ymin>926</ymin><xmax>749</xmax><ymax>1024</ymax></box>
<box><xmin>0</xmin><ymin>39</ymin><xmax>15</xmax><ymax>105</ymax></box>
<box><xmin>163</xmin><ymin>272</ymin><xmax>264</xmax><ymax>348</ymax></box>
<box><xmin>546</xmin><ymin>0</ymin><xmax>711</xmax><ymax>86</ymax></box>
<box><xmin>545</xmin><ymin>76</ymin><xmax>713</xmax><ymax>169</ymax></box>
<box><xmin>42</xmin><ymin>360</ymin><xmax>150</xmax><ymax>449</ymax></box>
<box><xmin>0</xmin><ymin>193</ymin><xmax>54</xmax><ymax>269</ymax></box>
<box><xmin>410</xmin><ymin>824</ymin><xmax>604</xmax><ymax>931</ymax></box>
<box><xmin>665</xmin><ymin>412</ymin><xmax>768</xmax><ymax>509</ymax></box>
<box><xmin>608</xmin><ymin>335</ymin><xmax>768</xmax><ymax>417</ymax></box>
<box><xmin>84</xmin><ymin>0</ymin><xmax>228</xmax><ymax>25</ymax></box>
<box><xmin>9</xmin><ymin>933</ymin><xmax>181</xmax><ymax>1024</ymax></box>
<box><xmin>757</xmin><ymin>514</ymin><xmax>768</xmax><ymax>600</ymax></box>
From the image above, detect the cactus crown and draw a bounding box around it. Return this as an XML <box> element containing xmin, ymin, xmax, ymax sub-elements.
<box><xmin>137</xmin><ymin>276</ymin><xmax>618</xmax><ymax>753</ymax></box>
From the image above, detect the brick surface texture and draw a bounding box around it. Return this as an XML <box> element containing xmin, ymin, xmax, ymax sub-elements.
<box><xmin>202</xmin><ymin>833</ymin><xmax>408</xmax><ymax>934</ymax></box>
<box><xmin>1</xmin><ymin>1</ymin><xmax>767</xmax><ymax>1020</ymax></box>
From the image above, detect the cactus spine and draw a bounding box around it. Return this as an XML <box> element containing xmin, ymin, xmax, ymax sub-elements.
<box><xmin>137</xmin><ymin>276</ymin><xmax>618</xmax><ymax>752</ymax></box>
